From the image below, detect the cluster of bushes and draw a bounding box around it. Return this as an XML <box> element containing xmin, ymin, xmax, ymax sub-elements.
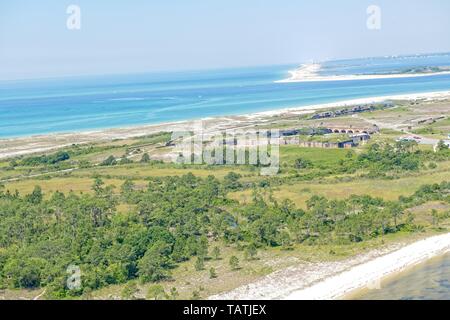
<box><xmin>20</xmin><ymin>151</ymin><xmax>70</xmax><ymax>166</ymax></box>
<box><xmin>100</xmin><ymin>153</ymin><xmax>152</xmax><ymax>166</ymax></box>
<box><xmin>357</xmin><ymin>142</ymin><xmax>422</xmax><ymax>172</ymax></box>
<box><xmin>290</xmin><ymin>141</ymin><xmax>449</xmax><ymax>180</ymax></box>
<box><xmin>1</xmin><ymin>172</ymin><xmax>445</xmax><ymax>298</ymax></box>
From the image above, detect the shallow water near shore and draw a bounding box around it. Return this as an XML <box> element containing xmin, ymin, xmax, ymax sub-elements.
<box><xmin>352</xmin><ymin>253</ymin><xmax>450</xmax><ymax>300</ymax></box>
<box><xmin>1</xmin><ymin>53</ymin><xmax>450</xmax><ymax>138</ymax></box>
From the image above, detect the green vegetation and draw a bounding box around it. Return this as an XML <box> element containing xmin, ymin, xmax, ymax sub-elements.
<box><xmin>3</xmin><ymin>170</ymin><xmax>446</xmax><ymax>298</ymax></box>
<box><xmin>229</xmin><ymin>256</ymin><xmax>240</xmax><ymax>271</ymax></box>
<box><xmin>21</xmin><ymin>151</ymin><xmax>70</xmax><ymax>167</ymax></box>
<box><xmin>0</xmin><ymin>107</ymin><xmax>449</xmax><ymax>300</ymax></box>
<box><xmin>140</xmin><ymin>153</ymin><xmax>151</xmax><ymax>163</ymax></box>
<box><xmin>209</xmin><ymin>267</ymin><xmax>217</xmax><ymax>279</ymax></box>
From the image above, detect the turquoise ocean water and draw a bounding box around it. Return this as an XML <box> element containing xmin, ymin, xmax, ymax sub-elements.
<box><xmin>1</xmin><ymin>53</ymin><xmax>450</xmax><ymax>138</ymax></box>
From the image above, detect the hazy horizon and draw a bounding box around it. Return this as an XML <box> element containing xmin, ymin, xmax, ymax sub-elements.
<box><xmin>1</xmin><ymin>0</ymin><xmax>450</xmax><ymax>80</ymax></box>
<box><xmin>1</xmin><ymin>51</ymin><xmax>450</xmax><ymax>83</ymax></box>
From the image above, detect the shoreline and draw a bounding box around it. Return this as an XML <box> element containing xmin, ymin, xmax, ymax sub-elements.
<box><xmin>277</xmin><ymin>63</ymin><xmax>450</xmax><ymax>83</ymax></box>
<box><xmin>344</xmin><ymin>251</ymin><xmax>450</xmax><ymax>300</ymax></box>
<box><xmin>209</xmin><ymin>233</ymin><xmax>450</xmax><ymax>300</ymax></box>
<box><xmin>1</xmin><ymin>90</ymin><xmax>450</xmax><ymax>160</ymax></box>
<box><xmin>286</xmin><ymin>233</ymin><xmax>450</xmax><ymax>300</ymax></box>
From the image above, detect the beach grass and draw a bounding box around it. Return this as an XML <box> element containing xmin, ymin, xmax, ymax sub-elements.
<box><xmin>280</xmin><ymin>146</ymin><xmax>348</xmax><ymax>167</ymax></box>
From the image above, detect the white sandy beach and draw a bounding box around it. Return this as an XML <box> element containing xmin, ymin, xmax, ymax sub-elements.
<box><xmin>277</xmin><ymin>63</ymin><xmax>450</xmax><ymax>83</ymax></box>
<box><xmin>209</xmin><ymin>233</ymin><xmax>450</xmax><ymax>300</ymax></box>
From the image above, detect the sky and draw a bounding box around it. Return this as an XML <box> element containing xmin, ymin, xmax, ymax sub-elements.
<box><xmin>1</xmin><ymin>0</ymin><xmax>450</xmax><ymax>80</ymax></box>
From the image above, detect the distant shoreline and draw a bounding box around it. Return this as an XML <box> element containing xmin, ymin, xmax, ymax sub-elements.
<box><xmin>1</xmin><ymin>90</ymin><xmax>450</xmax><ymax>160</ymax></box>
<box><xmin>277</xmin><ymin>63</ymin><xmax>450</xmax><ymax>83</ymax></box>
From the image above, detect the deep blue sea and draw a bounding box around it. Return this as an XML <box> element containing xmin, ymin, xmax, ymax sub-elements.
<box><xmin>1</xmin><ymin>53</ymin><xmax>450</xmax><ymax>138</ymax></box>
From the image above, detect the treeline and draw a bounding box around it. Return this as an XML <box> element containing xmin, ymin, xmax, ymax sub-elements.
<box><xmin>292</xmin><ymin>140</ymin><xmax>450</xmax><ymax>178</ymax></box>
<box><xmin>0</xmin><ymin>174</ymin><xmax>448</xmax><ymax>298</ymax></box>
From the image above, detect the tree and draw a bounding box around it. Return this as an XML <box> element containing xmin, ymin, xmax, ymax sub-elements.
<box><xmin>224</xmin><ymin>172</ymin><xmax>242</xmax><ymax>190</ymax></box>
<box><xmin>137</xmin><ymin>242</ymin><xmax>172</xmax><ymax>283</ymax></box>
<box><xmin>244</xmin><ymin>244</ymin><xmax>257</xmax><ymax>261</ymax></box>
<box><xmin>197</xmin><ymin>236</ymin><xmax>209</xmax><ymax>258</ymax></box>
<box><xmin>209</xmin><ymin>267</ymin><xmax>217</xmax><ymax>279</ymax></box>
<box><xmin>3</xmin><ymin>257</ymin><xmax>47</xmax><ymax>289</ymax></box>
<box><xmin>140</xmin><ymin>153</ymin><xmax>151</xmax><ymax>163</ymax></box>
<box><xmin>431</xmin><ymin>209</ymin><xmax>440</xmax><ymax>226</ymax></box>
<box><xmin>146</xmin><ymin>284</ymin><xmax>166</xmax><ymax>300</ymax></box>
<box><xmin>101</xmin><ymin>155</ymin><xmax>117</xmax><ymax>166</ymax></box>
<box><xmin>26</xmin><ymin>186</ymin><xmax>43</xmax><ymax>205</ymax></box>
<box><xmin>212</xmin><ymin>246</ymin><xmax>221</xmax><ymax>260</ymax></box>
<box><xmin>194</xmin><ymin>257</ymin><xmax>205</xmax><ymax>271</ymax></box>
<box><xmin>91</xmin><ymin>177</ymin><xmax>105</xmax><ymax>195</ymax></box>
<box><xmin>387</xmin><ymin>203</ymin><xmax>403</xmax><ymax>229</ymax></box>
<box><xmin>229</xmin><ymin>256</ymin><xmax>240</xmax><ymax>271</ymax></box>
<box><xmin>437</xmin><ymin>140</ymin><xmax>449</xmax><ymax>152</ymax></box>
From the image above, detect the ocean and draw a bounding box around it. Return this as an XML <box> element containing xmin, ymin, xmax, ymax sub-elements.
<box><xmin>1</xmin><ymin>53</ymin><xmax>450</xmax><ymax>138</ymax></box>
<box><xmin>355</xmin><ymin>253</ymin><xmax>450</xmax><ymax>300</ymax></box>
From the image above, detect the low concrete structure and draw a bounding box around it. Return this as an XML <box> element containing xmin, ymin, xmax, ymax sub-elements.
<box><xmin>351</xmin><ymin>133</ymin><xmax>371</xmax><ymax>145</ymax></box>
<box><xmin>280</xmin><ymin>129</ymin><xmax>373</xmax><ymax>149</ymax></box>
<box><xmin>326</xmin><ymin>125</ymin><xmax>379</xmax><ymax>134</ymax></box>
<box><xmin>298</xmin><ymin>140</ymin><xmax>354</xmax><ymax>149</ymax></box>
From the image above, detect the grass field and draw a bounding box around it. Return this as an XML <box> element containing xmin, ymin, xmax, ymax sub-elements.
<box><xmin>231</xmin><ymin>161</ymin><xmax>450</xmax><ymax>208</ymax></box>
<box><xmin>3</xmin><ymin>177</ymin><xmax>143</xmax><ymax>197</ymax></box>
<box><xmin>280</xmin><ymin>146</ymin><xmax>349</xmax><ymax>167</ymax></box>
<box><xmin>72</xmin><ymin>164</ymin><xmax>254</xmax><ymax>180</ymax></box>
